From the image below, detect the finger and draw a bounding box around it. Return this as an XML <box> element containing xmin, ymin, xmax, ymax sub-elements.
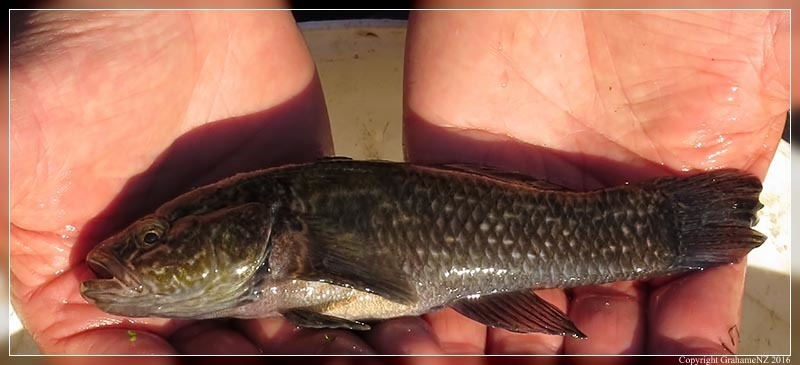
<box><xmin>422</xmin><ymin>308</ymin><xmax>486</xmax><ymax>354</ymax></box>
<box><xmin>361</xmin><ymin>316</ymin><xmax>444</xmax><ymax>354</ymax></box>
<box><xmin>399</xmin><ymin>355</ymin><xmax>489</xmax><ymax>365</ymax></box>
<box><xmin>647</xmin><ymin>261</ymin><xmax>748</xmax><ymax>354</ymax></box>
<box><xmin>12</xmin><ymin>264</ymin><xmax>185</xmax><ymax>354</ymax></box>
<box><xmin>563</xmin><ymin>281</ymin><xmax>646</xmax><ymax>357</ymax></box>
<box><xmin>50</xmin><ymin>356</ymin><xmax>177</xmax><ymax>365</ymax></box>
<box><xmin>238</xmin><ymin>317</ymin><xmax>375</xmax><ymax>355</ymax></box>
<box><xmin>169</xmin><ymin>319</ymin><xmax>260</xmax><ymax>355</ymax></box>
<box><xmin>54</xmin><ymin>328</ymin><xmax>176</xmax><ymax>355</ymax></box>
<box><xmin>485</xmin><ymin>288</ymin><xmax>567</xmax><ymax>355</ymax></box>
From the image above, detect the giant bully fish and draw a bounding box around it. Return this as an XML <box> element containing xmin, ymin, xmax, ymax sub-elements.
<box><xmin>80</xmin><ymin>158</ymin><xmax>765</xmax><ymax>338</ymax></box>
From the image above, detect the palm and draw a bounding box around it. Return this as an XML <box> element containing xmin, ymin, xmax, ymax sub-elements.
<box><xmin>11</xmin><ymin>11</ymin><xmax>331</xmax><ymax>354</ymax></box>
<box><xmin>404</xmin><ymin>10</ymin><xmax>788</xmax><ymax>354</ymax></box>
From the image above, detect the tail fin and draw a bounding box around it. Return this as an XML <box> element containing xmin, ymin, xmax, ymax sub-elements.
<box><xmin>651</xmin><ymin>169</ymin><xmax>766</xmax><ymax>270</ymax></box>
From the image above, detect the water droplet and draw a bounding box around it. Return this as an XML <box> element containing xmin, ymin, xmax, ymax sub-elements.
<box><xmin>497</xmin><ymin>42</ymin><xmax>503</xmax><ymax>51</ymax></box>
<box><xmin>54</xmin><ymin>269</ymin><xmax>64</xmax><ymax>275</ymax></box>
<box><xmin>60</xmin><ymin>234</ymin><xmax>70</xmax><ymax>239</ymax></box>
<box><xmin>65</xmin><ymin>224</ymin><xmax>76</xmax><ymax>232</ymax></box>
<box><xmin>61</xmin><ymin>299</ymin><xmax>68</xmax><ymax>304</ymax></box>
<box><xmin>500</xmin><ymin>82</ymin><xmax>507</xmax><ymax>88</ymax></box>
<box><xmin>714</xmin><ymin>84</ymin><xmax>741</xmax><ymax>104</ymax></box>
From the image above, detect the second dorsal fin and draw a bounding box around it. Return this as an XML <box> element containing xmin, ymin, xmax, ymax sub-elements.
<box><xmin>318</xmin><ymin>156</ymin><xmax>354</xmax><ymax>162</ymax></box>
<box><xmin>436</xmin><ymin>163</ymin><xmax>569</xmax><ymax>191</ymax></box>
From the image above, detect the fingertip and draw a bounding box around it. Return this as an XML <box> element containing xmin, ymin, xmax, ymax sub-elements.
<box><xmin>486</xmin><ymin>289</ymin><xmax>566</xmax><ymax>355</ymax></box>
<box><xmin>564</xmin><ymin>281</ymin><xmax>646</xmax><ymax>355</ymax></box>
<box><xmin>361</xmin><ymin>316</ymin><xmax>444</xmax><ymax>354</ymax></box>
<box><xmin>59</xmin><ymin>328</ymin><xmax>177</xmax><ymax>355</ymax></box>
<box><xmin>647</xmin><ymin>263</ymin><xmax>746</xmax><ymax>354</ymax></box>
<box><xmin>285</xmin><ymin>330</ymin><xmax>376</xmax><ymax>355</ymax></box>
<box><xmin>236</xmin><ymin>316</ymin><xmax>299</xmax><ymax>353</ymax></box>
<box><xmin>423</xmin><ymin>308</ymin><xmax>487</xmax><ymax>354</ymax></box>
<box><xmin>238</xmin><ymin>317</ymin><xmax>376</xmax><ymax>355</ymax></box>
<box><xmin>169</xmin><ymin>320</ymin><xmax>261</xmax><ymax>355</ymax></box>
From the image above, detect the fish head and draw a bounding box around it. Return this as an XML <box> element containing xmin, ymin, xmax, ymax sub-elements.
<box><xmin>80</xmin><ymin>200</ymin><xmax>276</xmax><ymax>318</ymax></box>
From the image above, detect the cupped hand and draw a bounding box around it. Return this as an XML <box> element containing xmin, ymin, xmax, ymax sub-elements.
<box><xmin>403</xmin><ymin>10</ymin><xmax>789</xmax><ymax>355</ymax></box>
<box><xmin>10</xmin><ymin>10</ymin><xmax>338</xmax><ymax>355</ymax></box>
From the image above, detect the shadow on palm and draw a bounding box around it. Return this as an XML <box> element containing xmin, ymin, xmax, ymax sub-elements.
<box><xmin>69</xmin><ymin>79</ymin><xmax>331</xmax><ymax>354</ymax></box>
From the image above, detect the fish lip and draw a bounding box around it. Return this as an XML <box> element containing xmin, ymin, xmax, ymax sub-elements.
<box><xmin>82</xmin><ymin>252</ymin><xmax>144</xmax><ymax>297</ymax></box>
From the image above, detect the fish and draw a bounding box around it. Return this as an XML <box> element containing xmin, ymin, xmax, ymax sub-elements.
<box><xmin>80</xmin><ymin>157</ymin><xmax>765</xmax><ymax>339</ymax></box>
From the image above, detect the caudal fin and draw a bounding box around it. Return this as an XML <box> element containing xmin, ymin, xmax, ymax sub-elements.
<box><xmin>652</xmin><ymin>169</ymin><xmax>766</xmax><ymax>270</ymax></box>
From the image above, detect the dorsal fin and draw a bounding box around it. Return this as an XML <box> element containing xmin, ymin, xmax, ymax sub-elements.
<box><xmin>436</xmin><ymin>163</ymin><xmax>569</xmax><ymax>191</ymax></box>
<box><xmin>318</xmin><ymin>156</ymin><xmax>354</xmax><ymax>162</ymax></box>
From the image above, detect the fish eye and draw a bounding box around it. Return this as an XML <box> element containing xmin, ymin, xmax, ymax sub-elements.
<box><xmin>135</xmin><ymin>217</ymin><xmax>168</xmax><ymax>247</ymax></box>
<box><xmin>142</xmin><ymin>231</ymin><xmax>160</xmax><ymax>245</ymax></box>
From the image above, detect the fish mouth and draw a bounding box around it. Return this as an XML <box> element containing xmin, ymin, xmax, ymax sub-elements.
<box><xmin>88</xmin><ymin>259</ymin><xmax>115</xmax><ymax>280</ymax></box>
<box><xmin>80</xmin><ymin>252</ymin><xmax>144</xmax><ymax>303</ymax></box>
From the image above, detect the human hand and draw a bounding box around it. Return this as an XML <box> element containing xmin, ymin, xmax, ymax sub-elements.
<box><xmin>402</xmin><ymin>10</ymin><xmax>789</xmax><ymax>355</ymax></box>
<box><xmin>10</xmin><ymin>10</ymin><xmax>337</xmax><ymax>355</ymax></box>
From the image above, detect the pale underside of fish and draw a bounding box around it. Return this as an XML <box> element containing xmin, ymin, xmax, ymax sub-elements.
<box><xmin>80</xmin><ymin>158</ymin><xmax>765</xmax><ymax>339</ymax></box>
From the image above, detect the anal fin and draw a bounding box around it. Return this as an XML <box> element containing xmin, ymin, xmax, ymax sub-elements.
<box><xmin>450</xmin><ymin>290</ymin><xmax>587</xmax><ymax>339</ymax></box>
<box><xmin>282</xmin><ymin>308</ymin><xmax>370</xmax><ymax>331</ymax></box>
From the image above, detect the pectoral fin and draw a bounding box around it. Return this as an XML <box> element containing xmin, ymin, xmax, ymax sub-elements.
<box><xmin>269</xmin><ymin>217</ymin><xmax>418</xmax><ymax>305</ymax></box>
<box><xmin>282</xmin><ymin>309</ymin><xmax>370</xmax><ymax>331</ymax></box>
<box><xmin>450</xmin><ymin>290</ymin><xmax>587</xmax><ymax>339</ymax></box>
